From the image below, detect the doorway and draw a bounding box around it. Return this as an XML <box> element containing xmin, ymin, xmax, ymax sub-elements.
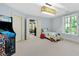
<box><xmin>29</xmin><ymin>19</ymin><xmax>37</xmax><ymax>36</ymax></box>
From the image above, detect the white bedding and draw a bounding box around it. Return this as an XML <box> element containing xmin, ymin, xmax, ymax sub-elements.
<box><xmin>44</xmin><ymin>31</ymin><xmax>61</xmax><ymax>41</ymax></box>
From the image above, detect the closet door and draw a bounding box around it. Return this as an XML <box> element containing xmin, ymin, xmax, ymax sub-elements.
<box><xmin>12</xmin><ymin>15</ymin><xmax>22</xmax><ymax>41</ymax></box>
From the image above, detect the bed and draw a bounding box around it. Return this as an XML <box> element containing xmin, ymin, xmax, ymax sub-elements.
<box><xmin>43</xmin><ymin>31</ymin><xmax>61</xmax><ymax>42</ymax></box>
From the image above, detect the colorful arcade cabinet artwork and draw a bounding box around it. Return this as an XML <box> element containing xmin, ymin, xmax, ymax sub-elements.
<box><xmin>0</xmin><ymin>15</ymin><xmax>16</xmax><ymax>56</ymax></box>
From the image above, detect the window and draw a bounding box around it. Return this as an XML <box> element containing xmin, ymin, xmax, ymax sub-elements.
<box><xmin>64</xmin><ymin>16</ymin><xmax>77</xmax><ymax>35</ymax></box>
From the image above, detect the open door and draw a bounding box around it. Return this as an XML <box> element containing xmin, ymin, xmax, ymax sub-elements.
<box><xmin>29</xmin><ymin>20</ymin><xmax>37</xmax><ymax>36</ymax></box>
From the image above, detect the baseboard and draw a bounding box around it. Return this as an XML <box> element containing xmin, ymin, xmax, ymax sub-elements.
<box><xmin>64</xmin><ymin>39</ymin><xmax>79</xmax><ymax>44</ymax></box>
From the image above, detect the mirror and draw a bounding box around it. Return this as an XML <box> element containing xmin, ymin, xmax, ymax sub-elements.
<box><xmin>29</xmin><ymin>19</ymin><xmax>37</xmax><ymax>36</ymax></box>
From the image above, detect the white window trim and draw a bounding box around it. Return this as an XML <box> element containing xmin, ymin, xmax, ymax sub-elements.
<box><xmin>63</xmin><ymin>15</ymin><xmax>78</xmax><ymax>36</ymax></box>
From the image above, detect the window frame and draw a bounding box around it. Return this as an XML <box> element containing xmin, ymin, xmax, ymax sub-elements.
<box><xmin>64</xmin><ymin>15</ymin><xmax>78</xmax><ymax>35</ymax></box>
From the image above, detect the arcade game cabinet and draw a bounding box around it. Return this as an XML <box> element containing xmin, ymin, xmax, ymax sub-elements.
<box><xmin>0</xmin><ymin>15</ymin><xmax>16</xmax><ymax>56</ymax></box>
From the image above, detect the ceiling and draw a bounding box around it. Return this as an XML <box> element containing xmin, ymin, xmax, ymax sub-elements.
<box><xmin>5</xmin><ymin>3</ymin><xmax>79</xmax><ymax>18</ymax></box>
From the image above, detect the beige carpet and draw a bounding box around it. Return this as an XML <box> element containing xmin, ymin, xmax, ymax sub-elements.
<box><xmin>13</xmin><ymin>37</ymin><xmax>79</xmax><ymax>56</ymax></box>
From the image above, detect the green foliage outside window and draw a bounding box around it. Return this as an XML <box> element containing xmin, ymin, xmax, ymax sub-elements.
<box><xmin>65</xmin><ymin>16</ymin><xmax>77</xmax><ymax>34</ymax></box>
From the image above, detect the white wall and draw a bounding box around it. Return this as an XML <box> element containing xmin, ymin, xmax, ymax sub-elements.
<box><xmin>41</xmin><ymin>19</ymin><xmax>51</xmax><ymax>31</ymax></box>
<box><xmin>50</xmin><ymin>17</ymin><xmax>64</xmax><ymax>32</ymax></box>
<box><xmin>50</xmin><ymin>12</ymin><xmax>79</xmax><ymax>43</ymax></box>
<box><xmin>0</xmin><ymin>4</ymin><xmax>11</xmax><ymax>16</ymax></box>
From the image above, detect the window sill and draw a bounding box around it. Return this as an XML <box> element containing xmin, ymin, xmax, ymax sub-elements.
<box><xmin>61</xmin><ymin>32</ymin><xmax>79</xmax><ymax>36</ymax></box>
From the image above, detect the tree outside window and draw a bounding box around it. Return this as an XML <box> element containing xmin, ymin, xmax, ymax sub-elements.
<box><xmin>65</xmin><ymin>16</ymin><xmax>77</xmax><ymax>35</ymax></box>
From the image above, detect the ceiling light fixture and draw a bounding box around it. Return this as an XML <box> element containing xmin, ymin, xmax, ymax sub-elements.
<box><xmin>41</xmin><ymin>6</ymin><xmax>56</xmax><ymax>15</ymax></box>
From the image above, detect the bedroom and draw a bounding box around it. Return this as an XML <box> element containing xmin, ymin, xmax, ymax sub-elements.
<box><xmin>0</xmin><ymin>3</ymin><xmax>79</xmax><ymax>56</ymax></box>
